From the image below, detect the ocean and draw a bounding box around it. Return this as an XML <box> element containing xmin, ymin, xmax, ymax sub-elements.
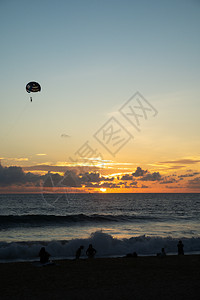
<box><xmin>0</xmin><ymin>193</ymin><xmax>200</xmax><ymax>262</ymax></box>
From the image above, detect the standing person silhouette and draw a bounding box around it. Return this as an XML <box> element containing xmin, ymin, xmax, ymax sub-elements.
<box><xmin>86</xmin><ymin>244</ymin><xmax>97</xmax><ymax>259</ymax></box>
<box><xmin>75</xmin><ymin>245</ymin><xmax>84</xmax><ymax>259</ymax></box>
<box><xmin>177</xmin><ymin>240</ymin><xmax>184</xmax><ymax>255</ymax></box>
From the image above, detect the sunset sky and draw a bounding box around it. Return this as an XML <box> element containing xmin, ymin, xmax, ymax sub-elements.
<box><xmin>0</xmin><ymin>0</ymin><xmax>200</xmax><ymax>193</ymax></box>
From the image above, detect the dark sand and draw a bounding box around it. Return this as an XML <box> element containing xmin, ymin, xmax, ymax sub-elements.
<box><xmin>1</xmin><ymin>255</ymin><xmax>200</xmax><ymax>300</ymax></box>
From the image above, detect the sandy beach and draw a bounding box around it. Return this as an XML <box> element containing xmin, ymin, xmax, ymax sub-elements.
<box><xmin>1</xmin><ymin>255</ymin><xmax>200</xmax><ymax>300</ymax></box>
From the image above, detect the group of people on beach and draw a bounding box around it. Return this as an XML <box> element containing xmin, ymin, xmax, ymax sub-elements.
<box><xmin>38</xmin><ymin>243</ymin><xmax>97</xmax><ymax>264</ymax></box>
<box><xmin>156</xmin><ymin>240</ymin><xmax>184</xmax><ymax>258</ymax></box>
<box><xmin>39</xmin><ymin>240</ymin><xmax>184</xmax><ymax>264</ymax></box>
<box><xmin>127</xmin><ymin>240</ymin><xmax>185</xmax><ymax>258</ymax></box>
<box><xmin>75</xmin><ymin>244</ymin><xmax>96</xmax><ymax>259</ymax></box>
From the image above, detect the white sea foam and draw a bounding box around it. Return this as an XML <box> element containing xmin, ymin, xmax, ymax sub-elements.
<box><xmin>0</xmin><ymin>231</ymin><xmax>200</xmax><ymax>263</ymax></box>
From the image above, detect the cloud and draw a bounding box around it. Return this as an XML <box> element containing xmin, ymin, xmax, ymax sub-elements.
<box><xmin>2</xmin><ymin>157</ymin><xmax>29</xmax><ymax>162</ymax></box>
<box><xmin>121</xmin><ymin>167</ymin><xmax>162</xmax><ymax>183</ymax></box>
<box><xmin>164</xmin><ymin>166</ymin><xmax>186</xmax><ymax>170</ymax></box>
<box><xmin>15</xmin><ymin>158</ymin><xmax>29</xmax><ymax>161</ymax></box>
<box><xmin>160</xmin><ymin>178</ymin><xmax>178</xmax><ymax>184</ymax></box>
<box><xmin>42</xmin><ymin>170</ymin><xmax>115</xmax><ymax>188</ymax></box>
<box><xmin>42</xmin><ymin>171</ymin><xmax>81</xmax><ymax>188</ymax></box>
<box><xmin>61</xmin><ymin>134</ymin><xmax>70</xmax><ymax>138</ymax></box>
<box><xmin>0</xmin><ymin>165</ymin><xmax>39</xmax><ymax>186</ymax></box>
<box><xmin>140</xmin><ymin>171</ymin><xmax>162</xmax><ymax>181</ymax></box>
<box><xmin>132</xmin><ymin>167</ymin><xmax>147</xmax><ymax>177</ymax></box>
<box><xmin>61</xmin><ymin>170</ymin><xmax>82</xmax><ymax>187</ymax></box>
<box><xmin>164</xmin><ymin>185</ymin><xmax>183</xmax><ymax>189</ymax></box>
<box><xmin>23</xmin><ymin>164</ymin><xmax>100</xmax><ymax>174</ymax></box>
<box><xmin>1</xmin><ymin>162</ymin><xmax>199</xmax><ymax>191</ymax></box>
<box><xmin>160</xmin><ymin>159</ymin><xmax>200</xmax><ymax>164</ymax></box>
<box><xmin>187</xmin><ymin>177</ymin><xmax>200</xmax><ymax>189</ymax></box>
<box><xmin>79</xmin><ymin>172</ymin><xmax>114</xmax><ymax>184</ymax></box>
<box><xmin>0</xmin><ymin>163</ymin><xmax>115</xmax><ymax>189</ymax></box>
<box><xmin>95</xmin><ymin>182</ymin><xmax>121</xmax><ymax>189</ymax></box>
<box><xmin>141</xmin><ymin>184</ymin><xmax>149</xmax><ymax>189</ymax></box>
<box><xmin>79</xmin><ymin>172</ymin><xmax>102</xmax><ymax>183</ymax></box>
<box><xmin>36</xmin><ymin>154</ymin><xmax>47</xmax><ymax>156</ymax></box>
<box><xmin>178</xmin><ymin>172</ymin><xmax>200</xmax><ymax>178</ymax></box>
<box><xmin>130</xmin><ymin>181</ymin><xmax>138</xmax><ymax>186</ymax></box>
<box><xmin>42</xmin><ymin>172</ymin><xmax>64</xmax><ymax>187</ymax></box>
<box><xmin>121</xmin><ymin>174</ymin><xmax>133</xmax><ymax>180</ymax></box>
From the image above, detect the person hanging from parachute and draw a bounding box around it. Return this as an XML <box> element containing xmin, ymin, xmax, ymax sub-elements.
<box><xmin>26</xmin><ymin>81</ymin><xmax>41</xmax><ymax>102</ymax></box>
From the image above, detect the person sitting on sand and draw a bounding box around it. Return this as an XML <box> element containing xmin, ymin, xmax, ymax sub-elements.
<box><xmin>75</xmin><ymin>245</ymin><xmax>84</xmax><ymax>259</ymax></box>
<box><xmin>177</xmin><ymin>240</ymin><xmax>184</xmax><ymax>255</ymax></box>
<box><xmin>86</xmin><ymin>244</ymin><xmax>97</xmax><ymax>259</ymax></box>
<box><xmin>126</xmin><ymin>251</ymin><xmax>138</xmax><ymax>258</ymax></box>
<box><xmin>39</xmin><ymin>247</ymin><xmax>51</xmax><ymax>264</ymax></box>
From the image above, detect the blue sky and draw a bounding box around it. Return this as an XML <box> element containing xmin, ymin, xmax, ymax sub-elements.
<box><xmin>0</xmin><ymin>0</ymin><xmax>200</xmax><ymax>190</ymax></box>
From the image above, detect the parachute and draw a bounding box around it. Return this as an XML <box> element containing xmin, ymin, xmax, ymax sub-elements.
<box><xmin>26</xmin><ymin>81</ymin><xmax>41</xmax><ymax>102</ymax></box>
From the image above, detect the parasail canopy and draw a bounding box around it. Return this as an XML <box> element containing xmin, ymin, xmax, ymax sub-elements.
<box><xmin>26</xmin><ymin>81</ymin><xmax>41</xmax><ymax>93</ymax></box>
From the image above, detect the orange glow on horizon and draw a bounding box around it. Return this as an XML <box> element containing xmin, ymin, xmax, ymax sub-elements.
<box><xmin>0</xmin><ymin>185</ymin><xmax>199</xmax><ymax>193</ymax></box>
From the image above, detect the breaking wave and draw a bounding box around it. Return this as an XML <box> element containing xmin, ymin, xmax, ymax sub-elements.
<box><xmin>0</xmin><ymin>214</ymin><xmax>160</xmax><ymax>228</ymax></box>
<box><xmin>0</xmin><ymin>231</ymin><xmax>200</xmax><ymax>263</ymax></box>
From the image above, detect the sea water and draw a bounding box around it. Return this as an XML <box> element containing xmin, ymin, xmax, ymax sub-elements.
<box><xmin>0</xmin><ymin>193</ymin><xmax>200</xmax><ymax>262</ymax></box>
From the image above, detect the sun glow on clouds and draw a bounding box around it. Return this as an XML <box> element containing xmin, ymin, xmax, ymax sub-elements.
<box><xmin>53</xmin><ymin>159</ymin><xmax>134</xmax><ymax>169</ymax></box>
<box><xmin>1</xmin><ymin>153</ymin><xmax>200</xmax><ymax>192</ymax></box>
<box><xmin>0</xmin><ymin>157</ymin><xmax>29</xmax><ymax>165</ymax></box>
<box><xmin>5</xmin><ymin>157</ymin><xmax>29</xmax><ymax>162</ymax></box>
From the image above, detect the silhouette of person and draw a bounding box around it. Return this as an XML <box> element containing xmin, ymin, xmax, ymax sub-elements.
<box><xmin>39</xmin><ymin>247</ymin><xmax>50</xmax><ymax>264</ymax></box>
<box><xmin>177</xmin><ymin>240</ymin><xmax>184</xmax><ymax>255</ymax></box>
<box><xmin>161</xmin><ymin>248</ymin><xmax>166</xmax><ymax>257</ymax></box>
<box><xmin>157</xmin><ymin>248</ymin><xmax>166</xmax><ymax>257</ymax></box>
<box><xmin>86</xmin><ymin>244</ymin><xmax>97</xmax><ymax>259</ymax></box>
<box><xmin>126</xmin><ymin>251</ymin><xmax>138</xmax><ymax>258</ymax></box>
<box><xmin>76</xmin><ymin>245</ymin><xmax>84</xmax><ymax>259</ymax></box>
